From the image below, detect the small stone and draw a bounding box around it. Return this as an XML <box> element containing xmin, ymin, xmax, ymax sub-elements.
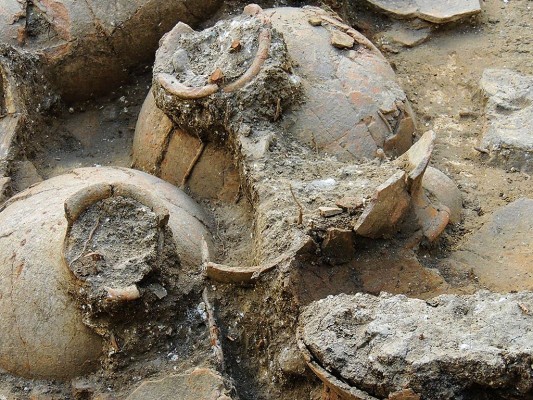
<box><xmin>335</xmin><ymin>196</ymin><xmax>364</xmax><ymax>213</ymax></box>
<box><xmin>319</xmin><ymin>206</ymin><xmax>343</xmax><ymax>217</ymax></box>
<box><xmin>147</xmin><ymin>283</ymin><xmax>168</xmax><ymax>299</ymax></box>
<box><xmin>459</xmin><ymin>109</ymin><xmax>478</xmax><ymax>118</ymax></box>
<box><xmin>230</xmin><ymin>39</ymin><xmax>242</xmax><ymax>52</ymax></box>
<box><xmin>243</xmin><ymin>4</ymin><xmax>263</xmax><ymax>16</ymax></box>
<box><xmin>330</xmin><ymin>30</ymin><xmax>355</xmax><ymax>49</ymax></box>
<box><xmin>278</xmin><ymin>345</ymin><xmax>307</xmax><ymax>377</ymax></box>
<box><xmin>209</xmin><ymin>68</ymin><xmax>224</xmax><ymax>84</ymax></box>
<box><xmin>238</xmin><ymin>123</ymin><xmax>252</xmax><ymax>137</ymax></box>
<box><xmin>380</xmin><ymin>26</ymin><xmax>430</xmax><ymax>48</ymax></box>
<box><xmin>308</xmin><ymin>16</ymin><xmax>322</xmax><ymax>26</ymax></box>
<box><xmin>171</xmin><ymin>49</ymin><xmax>190</xmax><ymax>72</ymax></box>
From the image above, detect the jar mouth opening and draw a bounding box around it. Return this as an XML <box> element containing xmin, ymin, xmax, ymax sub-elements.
<box><xmin>62</xmin><ymin>182</ymin><xmax>173</xmax><ymax>309</ymax></box>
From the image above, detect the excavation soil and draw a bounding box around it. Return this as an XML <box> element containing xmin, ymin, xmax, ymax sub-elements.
<box><xmin>65</xmin><ymin>196</ymin><xmax>161</xmax><ymax>302</ymax></box>
<box><xmin>1</xmin><ymin>1</ymin><xmax>533</xmax><ymax>399</ymax></box>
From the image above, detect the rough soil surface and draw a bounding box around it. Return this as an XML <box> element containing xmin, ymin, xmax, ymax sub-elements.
<box><xmin>65</xmin><ymin>196</ymin><xmax>163</xmax><ymax>306</ymax></box>
<box><xmin>300</xmin><ymin>291</ymin><xmax>533</xmax><ymax>399</ymax></box>
<box><xmin>478</xmin><ymin>68</ymin><xmax>533</xmax><ymax>173</ymax></box>
<box><xmin>27</xmin><ymin>75</ymin><xmax>151</xmax><ymax>182</ymax></box>
<box><xmin>441</xmin><ymin>198</ymin><xmax>533</xmax><ymax>293</ymax></box>
<box><xmin>365</xmin><ymin>0</ymin><xmax>533</xmax><ymax>249</ymax></box>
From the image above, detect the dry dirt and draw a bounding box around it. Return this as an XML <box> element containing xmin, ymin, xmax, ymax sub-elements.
<box><xmin>1</xmin><ymin>1</ymin><xmax>532</xmax><ymax>399</ymax></box>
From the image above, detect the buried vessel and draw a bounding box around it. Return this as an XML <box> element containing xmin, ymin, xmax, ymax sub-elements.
<box><xmin>133</xmin><ymin>5</ymin><xmax>461</xmax><ymax>284</ymax></box>
<box><xmin>0</xmin><ymin>0</ymin><xmax>223</xmax><ymax>101</ymax></box>
<box><xmin>0</xmin><ymin>167</ymin><xmax>213</xmax><ymax>379</ymax></box>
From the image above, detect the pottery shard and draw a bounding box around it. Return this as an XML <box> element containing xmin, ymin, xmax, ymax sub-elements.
<box><xmin>393</xmin><ymin>130</ymin><xmax>451</xmax><ymax>241</ymax></box>
<box><xmin>330</xmin><ymin>30</ymin><xmax>355</xmax><ymax>49</ymax></box>
<box><xmin>319</xmin><ymin>206</ymin><xmax>343</xmax><ymax>217</ymax></box>
<box><xmin>365</xmin><ymin>0</ymin><xmax>481</xmax><ymax>23</ymax></box>
<box><xmin>379</xmin><ymin>25</ymin><xmax>430</xmax><ymax>48</ymax></box>
<box><xmin>422</xmin><ymin>166</ymin><xmax>462</xmax><ymax>224</ymax></box>
<box><xmin>336</xmin><ymin>196</ymin><xmax>365</xmax><ymax>213</ymax></box>
<box><xmin>354</xmin><ymin>171</ymin><xmax>410</xmax><ymax>238</ymax></box>
<box><xmin>300</xmin><ymin>291</ymin><xmax>533</xmax><ymax>399</ymax></box>
<box><xmin>205</xmin><ymin>262</ymin><xmax>258</xmax><ymax>284</ymax></box>
<box><xmin>479</xmin><ymin>69</ymin><xmax>533</xmax><ymax>173</ymax></box>
<box><xmin>278</xmin><ymin>344</ymin><xmax>307</xmax><ymax>377</ymax></box>
<box><xmin>132</xmin><ymin>87</ymin><xmax>240</xmax><ymax>202</ymax></box>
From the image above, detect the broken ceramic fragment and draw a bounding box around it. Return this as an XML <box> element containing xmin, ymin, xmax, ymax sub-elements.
<box><xmin>376</xmin><ymin>24</ymin><xmax>431</xmax><ymax>50</ymax></box>
<box><xmin>354</xmin><ymin>171</ymin><xmax>410</xmax><ymax>238</ymax></box>
<box><xmin>422</xmin><ymin>166</ymin><xmax>462</xmax><ymax>224</ymax></box>
<box><xmin>394</xmin><ymin>130</ymin><xmax>452</xmax><ymax>240</ymax></box>
<box><xmin>365</xmin><ymin>0</ymin><xmax>481</xmax><ymax>24</ymax></box>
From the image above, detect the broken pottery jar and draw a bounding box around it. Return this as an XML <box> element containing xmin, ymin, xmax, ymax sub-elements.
<box><xmin>0</xmin><ymin>0</ymin><xmax>222</xmax><ymax>101</ymax></box>
<box><xmin>0</xmin><ymin>167</ymin><xmax>213</xmax><ymax>380</ymax></box>
<box><xmin>299</xmin><ymin>291</ymin><xmax>533</xmax><ymax>400</ymax></box>
<box><xmin>133</xmin><ymin>6</ymin><xmax>457</xmax><ymax>282</ymax></box>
